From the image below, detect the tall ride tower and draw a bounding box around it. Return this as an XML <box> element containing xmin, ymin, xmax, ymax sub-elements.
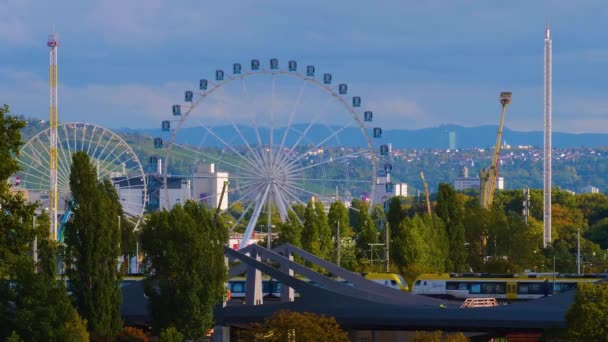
<box><xmin>543</xmin><ymin>23</ymin><xmax>552</xmax><ymax>248</ymax></box>
<box><xmin>48</xmin><ymin>32</ymin><xmax>59</xmax><ymax>240</ymax></box>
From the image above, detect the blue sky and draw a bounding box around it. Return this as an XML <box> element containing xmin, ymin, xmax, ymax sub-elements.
<box><xmin>2</xmin><ymin>0</ymin><xmax>608</xmax><ymax>133</ymax></box>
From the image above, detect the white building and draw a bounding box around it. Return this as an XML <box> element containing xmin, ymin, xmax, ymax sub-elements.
<box><xmin>454</xmin><ymin>177</ymin><xmax>504</xmax><ymax>191</ymax></box>
<box><xmin>229</xmin><ymin>232</ymin><xmax>263</xmax><ymax>250</ymax></box>
<box><xmin>581</xmin><ymin>185</ymin><xmax>600</xmax><ymax>194</ymax></box>
<box><xmin>394</xmin><ymin>183</ymin><xmax>408</xmax><ymax>197</ymax></box>
<box><xmin>157</xmin><ymin>177</ymin><xmax>191</xmax><ymax>211</ymax></box>
<box><xmin>192</xmin><ymin>163</ymin><xmax>229</xmax><ymax>210</ymax></box>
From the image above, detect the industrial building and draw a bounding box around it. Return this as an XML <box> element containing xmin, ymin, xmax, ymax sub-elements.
<box><xmin>192</xmin><ymin>163</ymin><xmax>229</xmax><ymax>211</ymax></box>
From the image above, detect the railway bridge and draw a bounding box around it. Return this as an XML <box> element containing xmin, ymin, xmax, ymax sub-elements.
<box><xmin>122</xmin><ymin>243</ymin><xmax>574</xmax><ymax>341</ymax></box>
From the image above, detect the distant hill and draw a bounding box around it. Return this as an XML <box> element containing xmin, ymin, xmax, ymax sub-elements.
<box><xmin>121</xmin><ymin>124</ymin><xmax>608</xmax><ymax>149</ymax></box>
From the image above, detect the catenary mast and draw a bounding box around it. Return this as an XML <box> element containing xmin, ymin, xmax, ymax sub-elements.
<box><xmin>543</xmin><ymin>23</ymin><xmax>552</xmax><ymax>248</ymax></box>
<box><xmin>48</xmin><ymin>31</ymin><xmax>59</xmax><ymax>240</ymax></box>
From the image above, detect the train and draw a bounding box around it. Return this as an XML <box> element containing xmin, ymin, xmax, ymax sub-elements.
<box><xmin>412</xmin><ymin>272</ymin><xmax>607</xmax><ymax>300</ymax></box>
<box><xmin>228</xmin><ymin>272</ymin><xmax>408</xmax><ymax>299</ymax></box>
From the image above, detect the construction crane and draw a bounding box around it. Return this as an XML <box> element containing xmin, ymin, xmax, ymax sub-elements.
<box><xmin>479</xmin><ymin>92</ymin><xmax>512</xmax><ymax>209</ymax></box>
<box><xmin>420</xmin><ymin>171</ymin><xmax>432</xmax><ymax>216</ymax></box>
<box><xmin>214</xmin><ymin>181</ymin><xmax>229</xmax><ymax>225</ymax></box>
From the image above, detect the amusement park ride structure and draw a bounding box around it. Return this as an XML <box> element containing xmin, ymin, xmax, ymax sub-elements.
<box><xmin>157</xmin><ymin>58</ymin><xmax>390</xmax><ymax>249</ymax></box>
<box><xmin>479</xmin><ymin>92</ymin><xmax>512</xmax><ymax>209</ymax></box>
<box><xmin>47</xmin><ymin>31</ymin><xmax>59</xmax><ymax>240</ymax></box>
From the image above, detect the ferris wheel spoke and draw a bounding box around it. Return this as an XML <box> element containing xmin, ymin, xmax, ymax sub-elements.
<box><xmin>280</xmin><ymin>185</ymin><xmax>309</xmax><ymax>209</ymax></box>
<box><xmin>240</xmin><ymin>78</ymin><xmax>268</xmax><ymax>165</ymax></box>
<box><xmin>173</xmin><ymin>143</ymin><xmax>261</xmax><ymax>178</ymax></box>
<box><xmin>60</xmin><ymin>125</ymin><xmax>73</xmax><ymax>161</ymax></box>
<box><xmin>50</xmin><ymin>134</ymin><xmax>73</xmax><ymax>184</ymax></box>
<box><xmin>280</xmin><ymin>95</ymin><xmax>334</xmax><ymax>168</ymax></box>
<box><xmin>283</xmin><ymin>149</ymin><xmax>367</xmax><ymax>179</ymax></box>
<box><xmin>19</xmin><ymin>160</ymin><xmax>48</xmax><ymax>182</ymax></box>
<box><xmin>76</xmin><ymin>124</ymin><xmax>82</xmax><ymax>151</ymax></box>
<box><xmin>97</xmin><ymin>144</ymin><xmax>130</xmax><ymax>176</ymax></box>
<box><xmin>20</xmin><ymin>168</ymin><xmax>51</xmax><ymax>188</ymax></box>
<box><xmin>90</xmin><ymin>129</ymin><xmax>107</xmax><ymax>160</ymax></box>
<box><xmin>194</xmin><ymin>178</ymin><xmax>261</xmax><ymax>204</ymax></box>
<box><xmin>97</xmin><ymin>139</ymin><xmax>123</xmax><ymax>170</ymax></box>
<box><xmin>85</xmin><ymin>126</ymin><xmax>98</xmax><ymax>156</ymax></box>
<box><xmin>96</xmin><ymin>133</ymin><xmax>118</xmax><ymax>162</ymax></box>
<box><xmin>241</xmin><ymin>184</ymin><xmax>271</xmax><ymax>247</ymax></box>
<box><xmin>214</xmin><ymin>88</ymin><xmax>266</xmax><ymax>168</ymax></box>
<box><xmin>269</xmin><ymin>74</ymin><xmax>276</xmax><ymax>164</ymax></box>
<box><xmin>271</xmin><ymin>183</ymin><xmax>288</xmax><ymax>221</ymax></box>
<box><xmin>228</xmin><ymin>189</ymin><xmax>263</xmax><ymax>233</ymax></box>
<box><xmin>20</xmin><ymin>143</ymin><xmax>47</xmax><ymax>170</ymax></box>
<box><xmin>283</xmin><ymin>121</ymin><xmax>355</xmax><ymax>171</ymax></box>
<box><xmin>224</xmin><ymin>180</ymin><xmax>266</xmax><ymax>214</ymax></box>
<box><xmin>282</xmin><ymin>181</ymin><xmax>326</xmax><ymax>200</ymax></box>
<box><xmin>194</xmin><ymin>119</ymin><xmax>261</xmax><ymax>174</ymax></box>
<box><xmin>275</xmin><ymin>78</ymin><xmax>308</xmax><ymax>169</ymax></box>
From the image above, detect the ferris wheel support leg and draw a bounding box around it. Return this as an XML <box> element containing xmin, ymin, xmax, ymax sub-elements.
<box><xmin>239</xmin><ymin>185</ymin><xmax>270</xmax><ymax>249</ymax></box>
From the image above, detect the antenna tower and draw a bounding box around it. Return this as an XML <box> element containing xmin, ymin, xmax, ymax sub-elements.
<box><xmin>47</xmin><ymin>31</ymin><xmax>59</xmax><ymax>240</ymax></box>
<box><xmin>543</xmin><ymin>23</ymin><xmax>552</xmax><ymax>247</ymax></box>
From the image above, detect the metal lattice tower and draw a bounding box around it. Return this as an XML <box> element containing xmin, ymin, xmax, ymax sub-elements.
<box><xmin>47</xmin><ymin>31</ymin><xmax>59</xmax><ymax>240</ymax></box>
<box><xmin>543</xmin><ymin>23</ymin><xmax>552</xmax><ymax>248</ymax></box>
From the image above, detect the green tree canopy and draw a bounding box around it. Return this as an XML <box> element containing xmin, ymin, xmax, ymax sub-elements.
<box><xmin>141</xmin><ymin>201</ymin><xmax>228</xmax><ymax>340</ymax></box>
<box><xmin>0</xmin><ymin>105</ymin><xmax>88</xmax><ymax>341</ymax></box>
<box><xmin>64</xmin><ymin>151</ymin><xmax>122</xmax><ymax>339</ymax></box>
<box><xmin>436</xmin><ymin>183</ymin><xmax>467</xmax><ymax>272</ymax></box>
<box><xmin>565</xmin><ymin>282</ymin><xmax>608</xmax><ymax>341</ymax></box>
<box><xmin>245</xmin><ymin>310</ymin><xmax>349</xmax><ymax>342</ymax></box>
<box><xmin>301</xmin><ymin>199</ymin><xmax>321</xmax><ymax>256</ymax></box>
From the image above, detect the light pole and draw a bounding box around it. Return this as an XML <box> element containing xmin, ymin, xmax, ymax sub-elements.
<box><xmin>577</xmin><ymin>228</ymin><xmax>581</xmax><ymax>275</ymax></box>
<box><xmin>553</xmin><ymin>254</ymin><xmax>556</xmax><ymax>295</ymax></box>
<box><xmin>336</xmin><ymin>221</ymin><xmax>340</xmax><ymax>267</ymax></box>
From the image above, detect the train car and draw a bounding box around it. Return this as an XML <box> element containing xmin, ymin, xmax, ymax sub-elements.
<box><xmin>227</xmin><ymin>277</ymin><xmax>283</xmax><ymax>299</ymax></box>
<box><xmin>413</xmin><ymin>273</ymin><xmax>606</xmax><ymax>300</ymax></box>
<box><xmin>363</xmin><ymin>272</ymin><xmax>409</xmax><ymax>291</ymax></box>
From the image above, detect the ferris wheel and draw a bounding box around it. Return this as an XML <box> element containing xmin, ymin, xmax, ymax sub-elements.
<box><xmin>157</xmin><ymin>59</ymin><xmax>388</xmax><ymax>248</ymax></box>
<box><xmin>17</xmin><ymin>123</ymin><xmax>147</xmax><ymax>232</ymax></box>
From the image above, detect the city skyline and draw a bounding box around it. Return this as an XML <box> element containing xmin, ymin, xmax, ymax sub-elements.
<box><xmin>2</xmin><ymin>1</ymin><xmax>608</xmax><ymax>133</ymax></box>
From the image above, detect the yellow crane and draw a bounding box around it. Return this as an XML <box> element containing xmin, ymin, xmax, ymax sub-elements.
<box><xmin>420</xmin><ymin>171</ymin><xmax>432</xmax><ymax>216</ymax></box>
<box><xmin>479</xmin><ymin>92</ymin><xmax>512</xmax><ymax>208</ymax></box>
<box><xmin>213</xmin><ymin>181</ymin><xmax>229</xmax><ymax>225</ymax></box>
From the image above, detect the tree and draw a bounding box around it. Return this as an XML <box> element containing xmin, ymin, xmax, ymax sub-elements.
<box><xmin>141</xmin><ymin>201</ymin><xmax>227</xmax><ymax>340</ymax></box>
<box><xmin>328</xmin><ymin>201</ymin><xmax>351</xmax><ymax>239</ymax></box>
<box><xmin>354</xmin><ymin>202</ymin><xmax>378</xmax><ymax>258</ymax></box>
<box><xmin>315</xmin><ymin>201</ymin><xmax>333</xmax><ymax>259</ymax></box>
<box><xmin>64</xmin><ymin>152</ymin><xmax>122</xmax><ymax>338</ymax></box>
<box><xmin>159</xmin><ymin>327</ymin><xmax>185</xmax><ymax>342</ymax></box>
<box><xmin>328</xmin><ymin>201</ymin><xmax>352</xmax><ymax>264</ymax></box>
<box><xmin>0</xmin><ymin>106</ymin><xmax>88</xmax><ymax>342</ymax></box>
<box><xmin>436</xmin><ymin>183</ymin><xmax>467</xmax><ymax>272</ymax></box>
<box><xmin>245</xmin><ymin>310</ymin><xmax>349</xmax><ymax>342</ymax></box>
<box><xmin>387</xmin><ymin>196</ymin><xmax>405</xmax><ymax>239</ymax></box>
<box><xmin>116</xmin><ymin>327</ymin><xmax>149</xmax><ymax>342</ymax></box>
<box><xmin>411</xmin><ymin>331</ymin><xmax>469</xmax><ymax>342</ymax></box>
<box><xmin>565</xmin><ymin>282</ymin><xmax>608</xmax><ymax>341</ymax></box>
<box><xmin>275</xmin><ymin>210</ymin><xmax>303</xmax><ymax>248</ymax></box>
<box><xmin>301</xmin><ymin>199</ymin><xmax>321</xmax><ymax>256</ymax></box>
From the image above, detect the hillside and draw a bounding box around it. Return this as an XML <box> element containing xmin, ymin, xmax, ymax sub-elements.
<box><xmin>17</xmin><ymin>119</ymin><xmax>608</xmax><ymax>195</ymax></box>
<box><xmin>125</xmin><ymin>124</ymin><xmax>608</xmax><ymax>150</ymax></box>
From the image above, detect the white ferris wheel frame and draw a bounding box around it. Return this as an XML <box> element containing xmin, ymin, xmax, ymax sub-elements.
<box><xmin>18</xmin><ymin>122</ymin><xmax>148</xmax><ymax>232</ymax></box>
<box><xmin>163</xmin><ymin>64</ymin><xmax>380</xmax><ymax>247</ymax></box>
